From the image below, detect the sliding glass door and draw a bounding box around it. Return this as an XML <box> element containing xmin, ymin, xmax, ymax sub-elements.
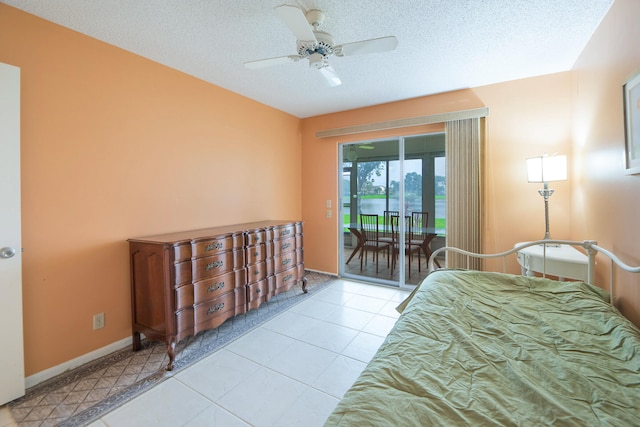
<box><xmin>340</xmin><ymin>140</ymin><xmax>399</xmax><ymax>285</ymax></box>
<box><xmin>339</xmin><ymin>134</ymin><xmax>446</xmax><ymax>287</ymax></box>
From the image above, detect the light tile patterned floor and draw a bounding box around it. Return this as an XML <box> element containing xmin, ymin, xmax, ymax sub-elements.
<box><xmin>2</xmin><ymin>272</ymin><xmax>411</xmax><ymax>426</ymax></box>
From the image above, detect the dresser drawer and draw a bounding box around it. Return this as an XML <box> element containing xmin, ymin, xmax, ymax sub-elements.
<box><xmin>193</xmin><ymin>289</ymin><xmax>246</xmax><ymax>334</ymax></box>
<box><xmin>192</xmin><ymin>233</ymin><xmax>243</xmax><ymax>258</ymax></box>
<box><xmin>264</xmin><ymin>257</ymin><xmax>274</xmax><ymax>277</ymax></box>
<box><xmin>273</xmin><ymin>236</ymin><xmax>296</xmax><ymax>257</ymax></box>
<box><xmin>274</xmin><ymin>267</ymin><xmax>298</xmax><ymax>294</ymax></box>
<box><xmin>247</xmin><ymin>260</ymin><xmax>268</xmax><ymax>285</ymax></box>
<box><xmin>246</xmin><ymin>279</ymin><xmax>273</xmax><ymax>311</ymax></box>
<box><xmin>273</xmin><ymin>224</ymin><xmax>295</xmax><ymax>240</ymax></box>
<box><xmin>175</xmin><ymin>307</ymin><xmax>194</xmax><ymax>341</ymax></box>
<box><xmin>173</xmin><ymin>242</ymin><xmax>192</xmax><ymax>263</ymax></box>
<box><xmin>193</xmin><ymin>269</ymin><xmax>246</xmax><ymax>304</ymax></box>
<box><xmin>174</xmin><ymin>260</ymin><xmax>192</xmax><ymax>287</ymax></box>
<box><xmin>274</xmin><ymin>251</ymin><xmax>297</xmax><ymax>274</ymax></box>
<box><xmin>175</xmin><ymin>283</ymin><xmax>194</xmax><ymax>310</ymax></box>
<box><xmin>192</xmin><ymin>249</ymin><xmax>245</xmax><ymax>281</ymax></box>
<box><xmin>245</xmin><ymin>229</ymin><xmax>267</xmax><ymax>246</ymax></box>
<box><xmin>246</xmin><ymin>243</ymin><xmax>267</xmax><ymax>265</ymax></box>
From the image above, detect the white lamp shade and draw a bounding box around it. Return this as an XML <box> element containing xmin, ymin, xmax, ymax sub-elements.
<box><xmin>527</xmin><ymin>155</ymin><xmax>567</xmax><ymax>182</ymax></box>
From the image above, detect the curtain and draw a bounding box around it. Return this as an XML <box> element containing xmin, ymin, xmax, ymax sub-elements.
<box><xmin>445</xmin><ymin>118</ymin><xmax>483</xmax><ymax>269</ymax></box>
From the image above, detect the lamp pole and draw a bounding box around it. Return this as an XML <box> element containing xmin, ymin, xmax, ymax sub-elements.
<box><xmin>538</xmin><ymin>182</ymin><xmax>554</xmax><ymax>240</ymax></box>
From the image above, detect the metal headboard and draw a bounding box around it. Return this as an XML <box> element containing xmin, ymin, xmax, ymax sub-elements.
<box><xmin>428</xmin><ymin>239</ymin><xmax>640</xmax><ymax>304</ymax></box>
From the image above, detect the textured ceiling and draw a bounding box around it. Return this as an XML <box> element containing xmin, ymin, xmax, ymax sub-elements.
<box><xmin>2</xmin><ymin>0</ymin><xmax>614</xmax><ymax>118</ymax></box>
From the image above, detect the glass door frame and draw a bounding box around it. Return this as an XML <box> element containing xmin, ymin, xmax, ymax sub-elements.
<box><xmin>338</xmin><ymin>133</ymin><xmax>445</xmax><ymax>288</ymax></box>
<box><xmin>338</xmin><ymin>137</ymin><xmax>409</xmax><ymax>288</ymax></box>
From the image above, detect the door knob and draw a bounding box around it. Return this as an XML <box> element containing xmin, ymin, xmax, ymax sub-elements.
<box><xmin>0</xmin><ymin>247</ymin><xmax>16</xmax><ymax>259</ymax></box>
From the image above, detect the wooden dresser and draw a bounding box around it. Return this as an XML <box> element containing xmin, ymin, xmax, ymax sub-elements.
<box><xmin>128</xmin><ymin>220</ymin><xmax>306</xmax><ymax>370</ymax></box>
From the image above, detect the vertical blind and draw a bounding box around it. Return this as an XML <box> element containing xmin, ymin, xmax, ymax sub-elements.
<box><xmin>445</xmin><ymin>118</ymin><xmax>483</xmax><ymax>269</ymax></box>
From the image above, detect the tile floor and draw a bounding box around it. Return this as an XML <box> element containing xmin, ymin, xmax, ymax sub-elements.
<box><xmin>1</xmin><ymin>278</ymin><xmax>411</xmax><ymax>427</ymax></box>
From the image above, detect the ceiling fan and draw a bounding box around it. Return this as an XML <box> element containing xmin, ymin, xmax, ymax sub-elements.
<box><xmin>244</xmin><ymin>5</ymin><xmax>398</xmax><ymax>87</ymax></box>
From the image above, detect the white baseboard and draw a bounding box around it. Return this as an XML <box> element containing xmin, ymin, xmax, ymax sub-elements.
<box><xmin>25</xmin><ymin>337</ymin><xmax>132</xmax><ymax>389</ymax></box>
<box><xmin>305</xmin><ymin>268</ymin><xmax>338</xmax><ymax>277</ymax></box>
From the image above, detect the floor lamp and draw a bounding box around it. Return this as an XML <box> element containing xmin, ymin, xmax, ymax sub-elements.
<box><xmin>526</xmin><ymin>154</ymin><xmax>567</xmax><ymax>241</ymax></box>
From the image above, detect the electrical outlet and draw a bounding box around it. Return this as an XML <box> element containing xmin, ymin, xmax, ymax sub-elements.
<box><xmin>93</xmin><ymin>312</ymin><xmax>105</xmax><ymax>330</ymax></box>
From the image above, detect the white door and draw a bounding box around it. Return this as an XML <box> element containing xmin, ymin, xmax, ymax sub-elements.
<box><xmin>0</xmin><ymin>62</ymin><xmax>25</xmax><ymax>404</ymax></box>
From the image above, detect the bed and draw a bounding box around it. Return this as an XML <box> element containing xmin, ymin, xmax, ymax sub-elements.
<box><xmin>325</xmin><ymin>240</ymin><xmax>640</xmax><ymax>426</ymax></box>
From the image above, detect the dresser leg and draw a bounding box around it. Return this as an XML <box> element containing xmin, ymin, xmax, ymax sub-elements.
<box><xmin>301</xmin><ymin>276</ymin><xmax>308</xmax><ymax>293</ymax></box>
<box><xmin>132</xmin><ymin>331</ymin><xmax>142</xmax><ymax>351</ymax></box>
<box><xmin>166</xmin><ymin>339</ymin><xmax>176</xmax><ymax>371</ymax></box>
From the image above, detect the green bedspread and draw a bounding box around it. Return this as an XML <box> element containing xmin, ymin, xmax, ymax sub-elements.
<box><xmin>325</xmin><ymin>270</ymin><xmax>640</xmax><ymax>426</ymax></box>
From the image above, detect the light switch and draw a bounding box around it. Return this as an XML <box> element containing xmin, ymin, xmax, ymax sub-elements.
<box><xmin>326</xmin><ymin>209</ymin><xmax>332</xmax><ymax>218</ymax></box>
<box><xmin>326</xmin><ymin>199</ymin><xmax>332</xmax><ymax>209</ymax></box>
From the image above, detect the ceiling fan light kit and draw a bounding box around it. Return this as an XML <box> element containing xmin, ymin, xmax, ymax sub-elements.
<box><xmin>305</xmin><ymin>9</ymin><xmax>325</xmax><ymax>28</ymax></box>
<box><xmin>244</xmin><ymin>4</ymin><xmax>398</xmax><ymax>87</ymax></box>
<box><xmin>308</xmin><ymin>53</ymin><xmax>326</xmax><ymax>69</ymax></box>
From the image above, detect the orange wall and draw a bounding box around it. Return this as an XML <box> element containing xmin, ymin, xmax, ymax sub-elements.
<box><xmin>571</xmin><ymin>0</ymin><xmax>640</xmax><ymax>325</ymax></box>
<box><xmin>301</xmin><ymin>76</ymin><xmax>574</xmax><ymax>275</ymax></box>
<box><xmin>474</xmin><ymin>75</ymin><xmax>574</xmax><ymax>257</ymax></box>
<box><xmin>301</xmin><ymin>1</ymin><xmax>640</xmax><ymax>326</ymax></box>
<box><xmin>0</xmin><ymin>5</ymin><xmax>302</xmax><ymax>376</ymax></box>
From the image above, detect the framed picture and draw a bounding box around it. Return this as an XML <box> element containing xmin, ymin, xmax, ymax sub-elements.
<box><xmin>624</xmin><ymin>71</ymin><xmax>640</xmax><ymax>174</ymax></box>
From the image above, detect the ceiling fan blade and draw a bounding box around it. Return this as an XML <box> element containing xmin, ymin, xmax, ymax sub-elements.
<box><xmin>244</xmin><ymin>55</ymin><xmax>301</xmax><ymax>70</ymax></box>
<box><xmin>318</xmin><ymin>65</ymin><xmax>341</xmax><ymax>87</ymax></box>
<box><xmin>336</xmin><ymin>36</ymin><xmax>398</xmax><ymax>57</ymax></box>
<box><xmin>275</xmin><ymin>5</ymin><xmax>317</xmax><ymax>42</ymax></box>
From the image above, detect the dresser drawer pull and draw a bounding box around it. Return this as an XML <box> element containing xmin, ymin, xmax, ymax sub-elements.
<box><xmin>281</xmin><ymin>242</ymin><xmax>291</xmax><ymax>250</ymax></box>
<box><xmin>282</xmin><ymin>258</ymin><xmax>292</xmax><ymax>266</ymax></box>
<box><xmin>283</xmin><ymin>274</ymin><xmax>293</xmax><ymax>282</ymax></box>
<box><xmin>253</xmin><ymin>269</ymin><xmax>260</xmax><ymax>276</ymax></box>
<box><xmin>207</xmin><ymin>282</ymin><xmax>225</xmax><ymax>293</ymax></box>
<box><xmin>281</xmin><ymin>229</ymin><xmax>291</xmax><ymax>236</ymax></box>
<box><xmin>206</xmin><ymin>260</ymin><xmax>224</xmax><ymax>271</ymax></box>
<box><xmin>253</xmin><ymin>251</ymin><xmax>259</xmax><ymax>257</ymax></box>
<box><xmin>205</xmin><ymin>242</ymin><xmax>224</xmax><ymax>251</ymax></box>
<box><xmin>256</xmin><ymin>288</ymin><xmax>262</xmax><ymax>294</ymax></box>
<box><xmin>207</xmin><ymin>303</ymin><xmax>225</xmax><ymax>315</ymax></box>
